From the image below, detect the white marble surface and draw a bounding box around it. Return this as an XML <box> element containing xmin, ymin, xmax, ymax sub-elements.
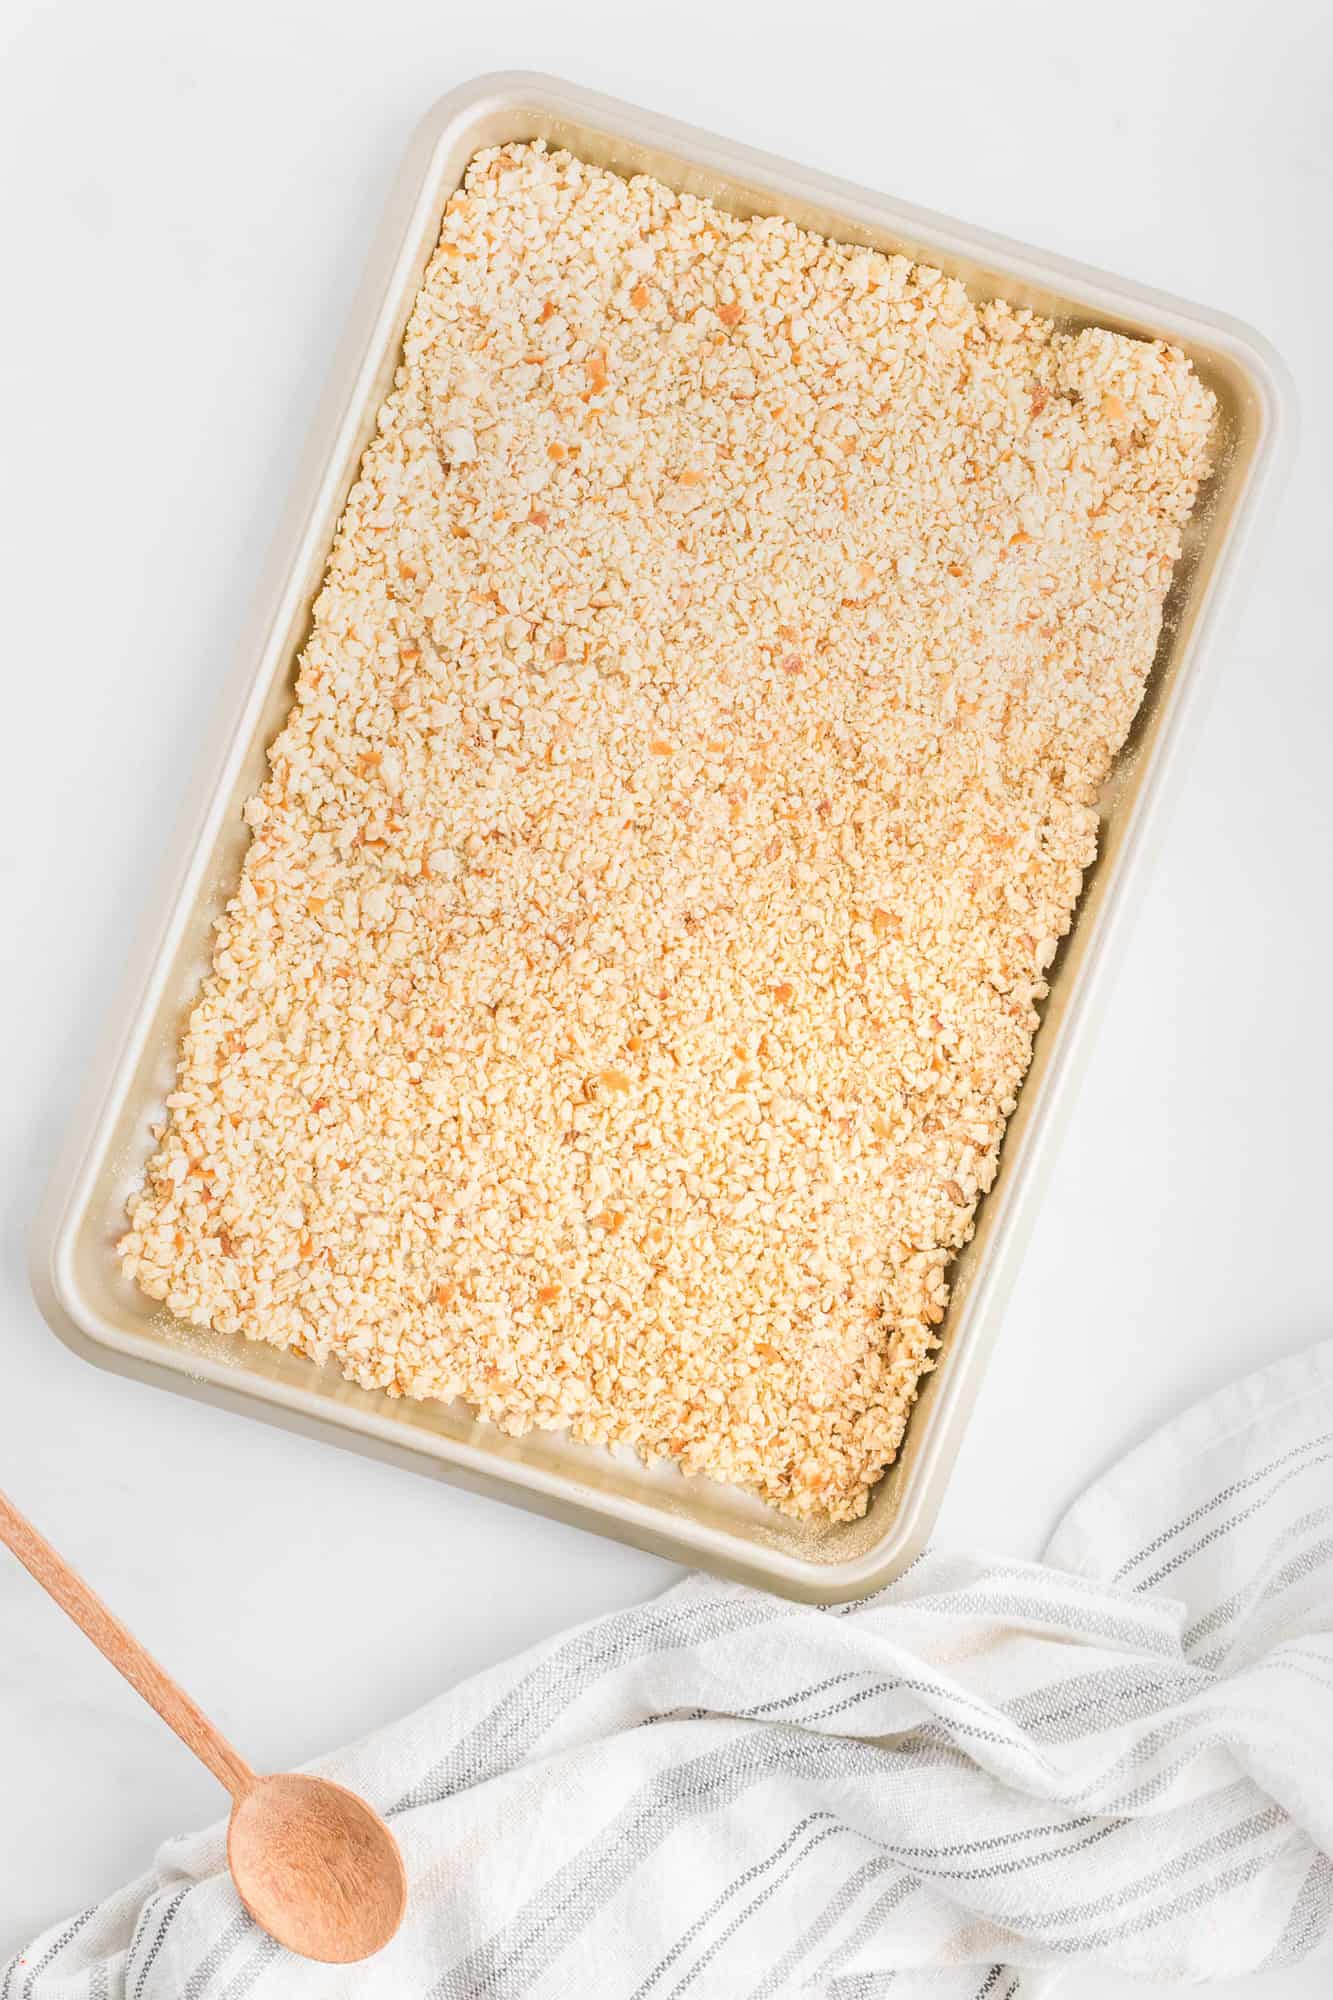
<box><xmin>1</xmin><ymin>0</ymin><xmax>1329</xmax><ymax>1987</ymax></box>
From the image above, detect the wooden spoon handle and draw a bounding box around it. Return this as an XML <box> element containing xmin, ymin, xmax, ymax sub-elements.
<box><xmin>0</xmin><ymin>1488</ymin><xmax>255</xmax><ymax>1801</ymax></box>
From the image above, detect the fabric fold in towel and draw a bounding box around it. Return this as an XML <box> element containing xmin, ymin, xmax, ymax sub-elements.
<box><xmin>7</xmin><ymin>1340</ymin><xmax>1333</xmax><ymax>1998</ymax></box>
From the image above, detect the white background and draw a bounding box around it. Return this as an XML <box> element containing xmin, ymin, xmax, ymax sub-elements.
<box><xmin>1</xmin><ymin>0</ymin><xmax>1329</xmax><ymax>1990</ymax></box>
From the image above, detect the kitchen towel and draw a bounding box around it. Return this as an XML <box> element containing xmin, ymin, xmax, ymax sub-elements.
<box><xmin>6</xmin><ymin>1338</ymin><xmax>1333</xmax><ymax>1999</ymax></box>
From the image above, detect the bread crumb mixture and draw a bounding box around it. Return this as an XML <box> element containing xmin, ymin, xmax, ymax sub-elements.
<box><xmin>119</xmin><ymin>144</ymin><xmax>1213</xmax><ymax>1520</ymax></box>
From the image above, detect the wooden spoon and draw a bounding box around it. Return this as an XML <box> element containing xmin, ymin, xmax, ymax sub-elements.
<box><xmin>0</xmin><ymin>1489</ymin><xmax>407</xmax><ymax>1963</ymax></box>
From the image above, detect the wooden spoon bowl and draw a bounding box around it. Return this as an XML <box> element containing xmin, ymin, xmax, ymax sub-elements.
<box><xmin>228</xmin><ymin>1773</ymin><xmax>407</xmax><ymax>1962</ymax></box>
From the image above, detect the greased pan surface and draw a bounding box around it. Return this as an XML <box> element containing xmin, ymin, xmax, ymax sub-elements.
<box><xmin>32</xmin><ymin>73</ymin><xmax>1293</xmax><ymax>1601</ymax></box>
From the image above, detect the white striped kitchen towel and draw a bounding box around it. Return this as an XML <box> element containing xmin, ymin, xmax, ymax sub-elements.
<box><xmin>6</xmin><ymin>1339</ymin><xmax>1333</xmax><ymax>1998</ymax></box>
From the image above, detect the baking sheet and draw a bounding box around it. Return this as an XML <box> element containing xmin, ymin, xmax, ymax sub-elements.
<box><xmin>31</xmin><ymin>71</ymin><xmax>1293</xmax><ymax>1601</ymax></box>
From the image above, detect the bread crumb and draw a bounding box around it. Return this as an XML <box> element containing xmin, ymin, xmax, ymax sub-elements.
<box><xmin>119</xmin><ymin>142</ymin><xmax>1213</xmax><ymax>1521</ymax></box>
